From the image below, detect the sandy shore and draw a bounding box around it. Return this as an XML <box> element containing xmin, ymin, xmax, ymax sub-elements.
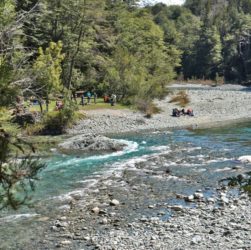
<box><xmin>68</xmin><ymin>83</ymin><xmax>251</xmax><ymax>135</ymax></box>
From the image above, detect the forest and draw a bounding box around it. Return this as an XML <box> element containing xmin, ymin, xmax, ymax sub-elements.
<box><xmin>2</xmin><ymin>0</ymin><xmax>251</xmax><ymax>109</ymax></box>
<box><xmin>1</xmin><ymin>0</ymin><xmax>251</xmax><ymax>208</ymax></box>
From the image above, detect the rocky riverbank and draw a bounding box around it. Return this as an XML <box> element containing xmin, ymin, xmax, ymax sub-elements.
<box><xmin>22</xmin><ymin>143</ymin><xmax>251</xmax><ymax>250</ymax></box>
<box><xmin>2</xmin><ymin>83</ymin><xmax>251</xmax><ymax>250</ymax></box>
<box><xmin>32</xmin><ymin>172</ymin><xmax>251</xmax><ymax>250</ymax></box>
<box><xmin>68</xmin><ymin>83</ymin><xmax>251</xmax><ymax>135</ymax></box>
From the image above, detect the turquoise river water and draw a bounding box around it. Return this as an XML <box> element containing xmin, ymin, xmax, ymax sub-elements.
<box><xmin>0</xmin><ymin>122</ymin><xmax>251</xmax><ymax>248</ymax></box>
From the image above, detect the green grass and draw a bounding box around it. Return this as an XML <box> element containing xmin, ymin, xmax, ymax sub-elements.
<box><xmin>28</xmin><ymin>101</ymin><xmax>56</xmax><ymax>112</ymax></box>
<box><xmin>79</xmin><ymin>98</ymin><xmax>130</xmax><ymax>111</ymax></box>
<box><xmin>28</xmin><ymin>98</ymin><xmax>130</xmax><ymax>112</ymax></box>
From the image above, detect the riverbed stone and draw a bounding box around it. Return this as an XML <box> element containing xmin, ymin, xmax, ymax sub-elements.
<box><xmin>100</xmin><ymin>218</ymin><xmax>108</xmax><ymax>225</ymax></box>
<box><xmin>185</xmin><ymin>195</ymin><xmax>194</xmax><ymax>202</ymax></box>
<box><xmin>207</xmin><ymin>198</ymin><xmax>215</xmax><ymax>203</ymax></box>
<box><xmin>221</xmin><ymin>197</ymin><xmax>229</xmax><ymax>204</ymax></box>
<box><xmin>191</xmin><ymin>235</ymin><xmax>202</xmax><ymax>245</ymax></box>
<box><xmin>60</xmin><ymin>240</ymin><xmax>72</xmax><ymax>245</ymax></box>
<box><xmin>170</xmin><ymin>205</ymin><xmax>183</xmax><ymax>211</ymax></box>
<box><xmin>58</xmin><ymin>134</ymin><xmax>127</xmax><ymax>154</ymax></box>
<box><xmin>91</xmin><ymin>207</ymin><xmax>100</xmax><ymax>214</ymax></box>
<box><xmin>110</xmin><ymin>199</ymin><xmax>120</xmax><ymax>206</ymax></box>
<box><xmin>194</xmin><ymin>192</ymin><xmax>204</xmax><ymax>199</ymax></box>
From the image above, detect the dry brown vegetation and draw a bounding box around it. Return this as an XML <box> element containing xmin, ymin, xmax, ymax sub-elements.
<box><xmin>136</xmin><ymin>99</ymin><xmax>162</xmax><ymax>118</ymax></box>
<box><xmin>169</xmin><ymin>91</ymin><xmax>190</xmax><ymax>107</ymax></box>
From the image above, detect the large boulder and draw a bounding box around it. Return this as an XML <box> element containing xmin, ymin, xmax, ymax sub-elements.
<box><xmin>58</xmin><ymin>134</ymin><xmax>127</xmax><ymax>154</ymax></box>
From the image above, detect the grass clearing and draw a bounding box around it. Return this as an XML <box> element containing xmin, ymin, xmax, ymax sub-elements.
<box><xmin>0</xmin><ymin>98</ymin><xmax>132</xmax><ymax>136</ymax></box>
<box><xmin>29</xmin><ymin>98</ymin><xmax>130</xmax><ymax>112</ymax></box>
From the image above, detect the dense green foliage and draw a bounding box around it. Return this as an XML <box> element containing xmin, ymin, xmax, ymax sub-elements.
<box><xmin>2</xmin><ymin>0</ymin><xmax>251</xmax><ymax>110</ymax></box>
<box><xmin>150</xmin><ymin>0</ymin><xmax>251</xmax><ymax>83</ymax></box>
<box><xmin>2</xmin><ymin>0</ymin><xmax>251</xmax><ymax>108</ymax></box>
<box><xmin>2</xmin><ymin>0</ymin><xmax>180</xmax><ymax>105</ymax></box>
<box><xmin>33</xmin><ymin>41</ymin><xmax>65</xmax><ymax>111</ymax></box>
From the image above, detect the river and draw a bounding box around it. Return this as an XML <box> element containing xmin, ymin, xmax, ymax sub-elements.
<box><xmin>0</xmin><ymin>122</ymin><xmax>251</xmax><ymax>249</ymax></box>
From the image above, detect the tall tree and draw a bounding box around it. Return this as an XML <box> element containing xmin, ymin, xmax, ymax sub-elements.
<box><xmin>33</xmin><ymin>41</ymin><xmax>65</xmax><ymax>112</ymax></box>
<box><xmin>104</xmin><ymin>7</ymin><xmax>180</xmax><ymax>102</ymax></box>
<box><xmin>150</xmin><ymin>4</ymin><xmax>201</xmax><ymax>79</ymax></box>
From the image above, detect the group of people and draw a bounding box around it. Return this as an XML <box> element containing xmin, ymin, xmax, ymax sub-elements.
<box><xmin>56</xmin><ymin>91</ymin><xmax>117</xmax><ymax>109</ymax></box>
<box><xmin>81</xmin><ymin>91</ymin><xmax>97</xmax><ymax>105</ymax></box>
<box><xmin>172</xmin><ymin>108</ymin><xmax>194</xmax><ymax>117</ymax></box>
<box><xmin>104</xmin><ymin>94</ymin><xmax>117</xmax><ymax>106</ymax></box>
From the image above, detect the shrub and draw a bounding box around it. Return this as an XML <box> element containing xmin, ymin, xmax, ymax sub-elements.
<box><xmin>25</xmin><ymin>98</ymin><xmax>79</xmax><ymax>135</ymax></box>
<box><xmin>169</xmin><ymin>90</ymin><xmax>190</xmax><ymax>107</ymax></box>
<box><xmin>136</xmin><ymin>99</ymin><xmax>161</xmax><ymax>118</ymax></box>
<box><xmin>42</xmin><ymin>101</ymin><xmax>77</xmax><ymax>134</ymax></box>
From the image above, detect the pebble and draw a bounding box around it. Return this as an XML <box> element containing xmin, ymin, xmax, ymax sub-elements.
<box><xmin>110</xmin><ymin>199</ymin><xmax>120</xmax><ymax>206</ymax></box>
<box><xmin>100</xmin><ymin>218</ymin><xmax>108</xmax><ymax>224</ymax></box>
<box><xmin>221</xmin><ymin>197</ymin><xmax>229</xmax><ymax>204</ymax></box>
<box><xmin>92</xmin><ymin>207</ymin><xmax>100</xmax><ymax>214</ymax></box>
<box><xmin>170</xmin><ymin>205</ymin><xmax>183</xmax><ymax>211</ymax></box>
<box><xmin>60</xmin><ymin>240</ymin><xmax>72</xmax><ymax>245</ymax></box>
<box><xmin>207</xmin><ymin>198</ymin><xmax>215</xmax><ymax>203</ymax></box>
<box><xmin>185</xmin><ymin>195</ymin><xmax>194</xmax><ymax>202</ymax></box>
<box><xmin>54</xmin><ymin>221</ymin><xmax>69</xmax><ymax>228</ymax></box>
<box><xmin>191</xmin><ymin>235</ymin><xmax>202</xmax><ymax>245</ymax></box>
<box><xmin>194</xmin><ymin>192</ymin><xmax>204</xmax><ymax>199</ymax></box>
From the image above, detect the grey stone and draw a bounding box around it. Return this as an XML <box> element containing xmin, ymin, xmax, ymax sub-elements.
<box><xmin>100</xmin><ymin>218</ymin><xmax>108</xmax><ymax>224</ymax></box>
<box><xmin>194</xmin><ymin>192</ymin><xmax>204</xmax><ymax>199</ymax></box>
<box><xmin>92</xmin><ymin>207</ymin><xmax>100</xmax><ymax>214</ymax></box>
<box><xmin>110</xmin><ymin>199</ymin><xmax>120</xmax><ymax>206</ymax></box>
<box><xmin>185</xmin><ymin>195</ymin><xmax>194</xmax><ymax>202</ymax></box>
<box><xmin>221</xmin><ymin>197</ymin><xmax>229</xmax><ymax>204</ymax></box>
<box><xmin>170</xmin><ymin>205</ymin><xmax>183</xmax><ymax>211</ymax></box>
<box><xmin>207</xmin><ymin>198</ymin><xmax>215</xmax><ymax>203</ymax></box>
<box><xmin>191</xmin><ymin>235</ymin><xmax>202</xmax><ymax>245</ymax></box>
<box><xmin>60</xmin><ymin>240</ymin><xmax>72</xmax><ymax>245</ymax></box>
<box><xmin>58</xmin><ymin>134</ymin><xmax>127</xmax><ymax>154</ymax></box>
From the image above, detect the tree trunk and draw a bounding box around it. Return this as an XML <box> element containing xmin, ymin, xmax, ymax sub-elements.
<box><xmin>46</xmin><ymin>94</ymin><xmax>49</xmax><ymax>112</ymax></box>
<box><xmin>67</xmin><ymin>26</ymin><xmax>83</xmax><ymax>90</ymax></box>
<box><xmin>38</xmin><ymin>100</ymin><xmax>43</xmax><ymax>113</ymax></box>
<box><xmin>72</xmin><ymin>90</ymin><xmax>77</xmax><ymax>103</ymax></box>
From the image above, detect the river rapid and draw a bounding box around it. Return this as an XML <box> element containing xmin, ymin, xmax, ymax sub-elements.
<box><xmin>0</xmin><ymin>122</ymin><xmax>251</xmax><ymax>249</ymax></box>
